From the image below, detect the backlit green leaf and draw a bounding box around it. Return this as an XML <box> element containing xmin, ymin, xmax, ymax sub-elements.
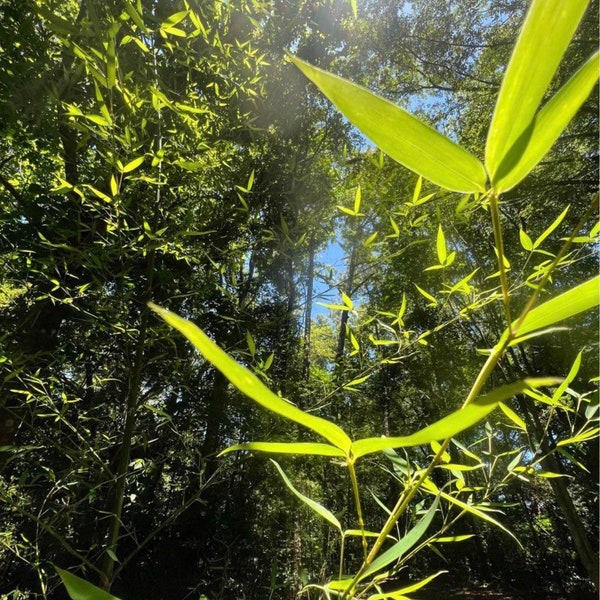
<box><xmin>427</xmin><ymin>489</ymin><xmax>521</xmax><ymax>547</ymax></box>
<box><xmin>219</xmin><ymin>441</ymin><xmax>345</xmax><ymax>458</ymax></box>
<box><xmin>557</xmin><ymin>428</ymin><xmax>600</xmax><ymax>447</ymax></box>
<box><xmin>491</xmin><ymin>52</ymin><xmax>598</xmax><ymax>192</ymax></box>
<box><xmin>533</xmin><ymin>205</ymin><xmax>569</xmax><ymax>249</ymax></box>
<box><xmin>367</xmin><ymin>571</ymin><xmax>446</xmax><ymax>599</ymax></box>
<box><xmin>519</xmin><ymin>229</ymin><xmax>533</xmax><ymax>251</ymax></box>
<box><xmin>271</xmin><ymin>460</ymin><xmax>342</xmax><ymax>532</ymax></box>
<box><xmin>149</xmin><ymin>304</ymin><xmax>352</xmax><ymax>452</ymax></box>
<box><xmin>121</xmin><ymin>156</ymin><xmax>145</xmax><ymax>173</ymax></box>
<box><xmin>436</xmin><ymin>225</ymin><xmax>447</xmax><ymax>265</ymax></box>
<box><xmin>56</xmin><ymin>567</ymin><xmax>122</xmax><ymax>600</ymax></box>
<box><xmin>510</xmin><ymin>276</ymin><xmax>600</xmax><ymax>338</ymax></box>
<box><xmin>432</xmin><ymin>535</ymin><xmax>475</xmax><ymax>543</ymax></box>
<box><xmin>291</xmin><ymin>56</ymin><xmax>487</xmax><ymax>193</ymax></box>
<box><xmin>486</xmin><ymin>0</ymin><xmax>590</xmax><ymax>189</ymax></box>
<box><xmin>362</xmin><ymin>496</ymin><xmax>440</xmax><ymax>579</ymax></box>
<box><xmin>351</xmin><ymin>379</ymin><xmax>557</xmax><ymax>459</ymax></box>
<box><xmin>498</xmin><ymin>402</ymin><xmax>527</xmax><ymax>430</ymax></box>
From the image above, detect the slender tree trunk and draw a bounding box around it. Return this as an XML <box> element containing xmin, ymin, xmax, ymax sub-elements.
<box><xmin>201</xmin><ymin>369</ymin><xmax>229</xmax><ymax>476</ymax></box>
<box><xmin>335</xmin><ymin>243</ymin><xmax>357</xmax><ymax>365</ymax></box>
<box><xmin>100</xmin><ymin>251</ymin><xmax>156</xmax><ymax>590</ymax></box>
<box><xmin>303</xmin><ymin>236</ymin><xmax>316</xmax><ymax>380</ymax></box>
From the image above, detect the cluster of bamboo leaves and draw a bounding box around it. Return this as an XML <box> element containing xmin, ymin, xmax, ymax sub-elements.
<box><xmin>58</xmin><ymin>0</ymin><xmax>599</xmax><ymax>598</ymax></box>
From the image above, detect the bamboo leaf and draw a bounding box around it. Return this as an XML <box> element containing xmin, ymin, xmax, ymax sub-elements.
<box><xmin>351</xmin><ymin>379</ymin><xmax>557</xmax><ymax>459</ymax></box>
<box><xmin>56</xmin><ymin>568</ymin><xmax>121</xmax><ymax>600</ymax></box>
<box><xmin>149</xmin><ymin>304</ymin><xmax>352</xmax><ymax>452</ymax></box>
<box><xmin>121</xmin><ymin>156</ymin><xmax>145</xmax><ymax>173</ymax></box>
<box><xmin>367</xmin><ymin>571</ymin><xmax>447</xmax><ymax>599</ymax></box>
<box><xmin>432</xmin><ymin>535</ymin><xmax>475</xmax><ymax>543</ymax></box>
<box><xmin>436</xmin><ymin>225</ymin><xmax>447</xmax><ymax>265</ymax></box>
<box><xmin>354</xmin><ymin>185</ymin><xmax>362</xmax><ymax>214</ymax></box>
<box><xmin>291</xmin><ymin>56</ymin><xmax>487</xmax><ymax>193</ymax></box>
<box><xmin>344</xmin><ymin>529</ymin><xmax>385</xmax><ymax>539</ymax></box>
<box><xmin>510</xmin><ymin>276</ymin><xmax>600</xmax><ymax>338</ymax></box>
<box><xmin>519</xmin><ymin>229</ymin><xmax>533</xmax><ymax>251</ymax></box>
<box><xmin>486</xmin><ymin>0</ymin><xmax>590</xmax><ymax>189</ymax></box>
<box><xmin>414</xmin><ymin>284</ymin><xmax>437</xmax><ymax>307</ymax></box>
<box><xmin>557</xmin><ymin>428</ymin><xmax>600</xmax><ymax>447</ymax></box>
<box><xmin>491</xmin><ymin>52</ymin><xmax>599</xmax><ymax>192</ymax></box>
<box><xmin>219</xmin><ymin>441</ymin><xmax>345</xmax><ymax>457</ymax></box>
<box><xmin>271</xmin><ymin>460</ymin><xmax>342</xmax><ymax>532</ymax></box>
<box><xmin>430</xmin><ymin>490</ymin><xmax>521</xmax><ymax>547</ymax></box>
<box><xmin>498</xmin><ymin>402</ymin><xmax>527</xmax><ymax>430</ymax></box>
<box><xmin>533</xmin><ymin>205</ymin><xmax>569</xmax><ymax>249</ymax></box>
<box><xmin>552</xmin><ymin>351</ymin><xmax>582</xmax><ymax>404</ymax></box>
<box><xmin>124</xmin><ymin>0</ymin><xmax>148</xmax><ymax>32</ymax></box>
<box><xmin>362</xmin><ymin>496</ymin><xmax>440</xmax><ymax>579</ymax></box>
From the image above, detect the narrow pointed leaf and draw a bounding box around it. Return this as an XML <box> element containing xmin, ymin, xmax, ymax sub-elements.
<box><xmin>552</xmin><ymin>351</ymin><xmax>582</xmax><ymax>403</ymax></box>
<box><xmin>56</xmin><ymin>568</ymin><xmax>121</xmax><ymax>600</ymax></box>
<box><xmin>436</xmin><ymin>225</ymin><xmax>447</xmax><ymax>265</ymax></box>
<box><xmin>291</xmin><ymin>56</ymin><xmax>487</xmax><ymax>193</ymax></box>
<box><xmin>351</xmin><ymin>379</ymin><xmax>557</xmax><ymax>459</ymax></box>
<box><xmin>486</xmin><ymin>0</ymin><xmax>590</xmax><ymax>186</ymax></box>
<box><xmin>499</xmin><ymin>402</ymin><xmax>527</xmax><ymax>430</ymax></box>
<box><xmin>121</xmin><ymin>156</ymin><xmax>145</xmax><ymax>173</ymax></box>
<box><xmin>493</xmin><ymin>52</ymin><xmax>598</xmax><ymax>192</ymax></box>
<box><xmin>271</xmin><ymin>460</ymin><xmax>342</xmax><ymax>532</ymax></box>
<box><xmin>431</xmin><ymin>490</ymin><xmax>521</xmax><ymax>547</ymax></box>
<box><xmin>150</xmin><ymin>304</ymin><xmax>352</xmax><ymax>452</ymax></box>
<box><xmin>557</xmin><ymin>428</ymin><xmax>600</xmax><ymax>447</ymax></box>
<box><xmin>219</xmin><ymin>441</ymin><xmax>345</xmax><ymax>457</ymax></box>
<box><xmin>510</xmin><ymin>276</ymin><xmax>600</xmax><ymax>339</ymax></box>
<box><xmin>534</xmin><ymin>205</ymin><xmax>570</xmax><ymax>249</ymax></box>
<box><xmin>432</xmin><ymin>535</ymin><xmax>475</xmax><ymax>543</ymax></box>
<box><xmin>368</xmin><ymin>571</ymin><xmax>447</xmax><ymax>599</ymax></box>
<box><xmin>362</xmin><ymin>496</ymin><xmax>440</xmax><ymax>579</ymax></box>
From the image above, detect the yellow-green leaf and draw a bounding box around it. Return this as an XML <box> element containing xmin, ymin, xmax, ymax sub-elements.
<box><xmin>436</xmin><ymin>224</ymin><xmax>447</xmax><ymax>265</ymax></box>
<box><xmin>499</xmin><ymin>402</ymin><xmax>527</xmax><ymax>430</ymax></box>
<box><xmin>486</xmin><ymin>0</ymin><xmax>590</xmax><ymax>189</ymax></box>
<box><xmin>271</xmin><ymin>460</ymin><xmax>342</xmax><ymax>532</ymax></box>
<box><xmin>510</xmin><ymin>276</ymin><xmax>600</xmax><ymax>339</ymax></box>
<box><xmin>367</xmin><ymin>571</ymin><xmax>447</xmax><ymax>599</ymax></box>
<box><xmin>362</xmin><ymin>497</ymin><xmax>440</xmax><ymax>579</ymax></box>
<box><xmin>149</xmin><ymin>304</ymin><xmax>352</xmax><ymax>452</ymax></box>
<box><xmin>492</xmin><ymin>52</ymin><xmax>598</xmax><ymax>192</ymax></box>
<box><xmin>121</xmin><ymin>156</ymin><xmax>145</xmax><ymax>173</ymax></box>
<box><xmin>219</xmin><ymin>441</ymin><xmax>345</xmax><ymax>457</ymax></box>
<box><xmin>351</xmin><ymin>379</ymin><xmax>556</xmax><ymax>459</ymax></box>
<box><xmin>291</xmin><ymin>56</ymin><xmax>487</xmax><ymax>193</ymax></box>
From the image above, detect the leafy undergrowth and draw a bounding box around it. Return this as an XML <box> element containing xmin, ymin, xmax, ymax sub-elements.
<box><xmin>415</xmin><ymin>583</ymin><xmax>596</xmax><ymax>600</ymax></box>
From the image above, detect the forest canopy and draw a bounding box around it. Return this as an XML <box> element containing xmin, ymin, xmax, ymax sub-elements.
<box><xmin>0</xmin><ymin>1</ymin><xmax>598</xmax><ymax>599</ymax></box>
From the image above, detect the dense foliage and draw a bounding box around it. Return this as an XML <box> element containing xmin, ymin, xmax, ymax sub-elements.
<box><xmin>0</xmin><ymin>1</ymin><xmax>597</xmax><ymax>599</ymax></box>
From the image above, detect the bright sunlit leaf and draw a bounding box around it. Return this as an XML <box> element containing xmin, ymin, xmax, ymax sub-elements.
<box><xmin>509</xmin><ymin>276</ymin><xmax>600</xmax><ymax>339</ymax></box>
<box><xmin>486</xmin><ymin>0</ymin><xmax>590</xmax><ymax>190</ymax></box>
<box><xmin>498</xmin><ymin>402</ymin><xmax>527</xmax><ymax>430</ymax></box>
<box><xmin>150</xmin><ymin>304</ymin><xmax>352</xmax><ymax>452</ymax></box>
<box><xmin>350</xmin><ymin>379</ymin><xmax>558</xmax><ymax>459</ymax></box>
<box><xmin>121</xmin><ymin>156</ymin><xmax>145</xmax><ymax>173</ymax></box>
<box><xmin>291</xmin><ymin>56</ymin><xmax>487</xmax><ymax>193</ymax></box>
<box><xmin>491</xmin><ymin>52</ymin><xmax>598</xmax><ymax>192</ymax></box>
<box><xmin>220</xmin><ymin>441</ymin><xmax>345</xmax><ymax>457</ymax></box>
<box><xmin>436</xmin><ymin>225</ymin><xmax>447</xmax><ymax>265</ymax></box>
<box><xmin>367</xmin><ymin>571</ymin><xmax>447</xmax><ymax>599</ymax></box>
